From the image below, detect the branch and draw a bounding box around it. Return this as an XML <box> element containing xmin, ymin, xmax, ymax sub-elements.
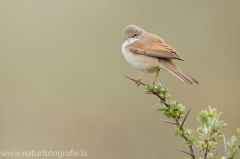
<box><xmin>213</xmin><ymin>145</ymin><xmax>222</xmax><ymax>159</ymax></box>
<box><xmin>176</xmin><ymin>114</ymin><xmax>196</xmax><ymax>159</ymax></box>
<box><xmin>123</xmin><ymin>75</ymin><xmax>196</xmax><ymax>159</ymax></box>
<box><xmin>174</xmin><ymin>148</ymin><xmax>193</xmax><ymax>156</ymax></box>
<box><xmin>122</xmin><ymin>75</ymin><xmax>170</xmax><ymax>106</ymax></box>
<box><xmin>180</xmin><ymin>108</ymin><xmax>191</xmax><ymax>129</ymax></box>
<box><xmin>159</xmin><ymin>119</ymin><xmax>177</xmax><ymax>125</ymax></box>
<box><xmin>238</xmin><ymin>143</ymin><xmax>240</xmax><ymax>149</ymax></box>
<box><xmin>223</xmin><ymin>134</ymin><xmax>228</xmax><ymax>158</ymax></box>
<box><xmin>204</xmin><ymin>142</ymin><xmax>208</xmax><ymax>159</ymax></box>
<box><xmin>122</xmin><ymin>74</ymin><xmax>146</xmax><ymax>86</ymax></box>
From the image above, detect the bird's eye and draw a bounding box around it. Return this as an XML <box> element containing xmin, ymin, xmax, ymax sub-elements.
<box><xmin>134</xmin><ymin>34</ymin><xmax>137</xmax><ymax>36</ymax></box>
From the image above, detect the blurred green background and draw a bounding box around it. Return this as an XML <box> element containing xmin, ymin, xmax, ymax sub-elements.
<box><xmin>0</xmin><ymin>0</ymin><xmax>240</xmax><ymax>159</ymax></box>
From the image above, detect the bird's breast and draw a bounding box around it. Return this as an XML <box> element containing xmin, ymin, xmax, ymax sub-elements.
<box><xmin>122</xmin><ymin>46</ymin><xmax>160</xmax><ymax>73</ymax></box>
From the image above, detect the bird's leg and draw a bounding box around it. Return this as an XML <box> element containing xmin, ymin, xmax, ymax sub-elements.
<box><xmin>151</xmin><ymin>69</ymin><xmax>160</xmax><ymax>87</ymax></box>
<box><xmin>136</xmin><ymin>70</ymin><xmax>150</xmax><ymax>87</ymax></box>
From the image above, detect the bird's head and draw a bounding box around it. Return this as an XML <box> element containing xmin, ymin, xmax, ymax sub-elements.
<box><xmin>123</xmin><ymin>25</ymin><xmax>145</xmax><ymax>40</ymax></box>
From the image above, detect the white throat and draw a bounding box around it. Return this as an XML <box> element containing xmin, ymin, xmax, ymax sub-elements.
<box><xmin>122</xmin><ymin>38</ymin><xmax>139</xmax><ymax>53</ymax></box>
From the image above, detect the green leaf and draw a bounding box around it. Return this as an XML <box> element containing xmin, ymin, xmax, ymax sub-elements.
<box><xmin>193</xmin><ymin>140</ymin><xmax>198</xmax><ymax>145</ymax></box>
<box><xmin>208</xmin><ymin>153</ymin><xmax>213</xmax><ymax>159</ymax></box>
<box><xmin>201</xmin><ymin>111</ymin><xmax>208</xmax><ymax>123</ymax></box>
<box><xmin>215</xmin><ymin>121</ymin><xmax>227</xmax><ymax>130</ymax></box>
<box><xmin>237</xmin><ymin>128</ymin><xmax>240</xmax><ymax>134</ymax></box>
<box><xmin>179</xmin><ymin>110</ymin><xmax>184</xmax><ymax>116</ymax></box>
<box><xmin>174</xmin><ymin>132</ymin><xmax>179</xmax><ymax>136</ymax></box>
<box><xmin>216</xmin><ymin>112</ymin><xmax>223</xmax><ymax>120</ymax></box>
<box><xmin>165</xmin><ymin>94</ymin><xmax>171</xmax><ymax>98</ymax></box>
<box><xmin>231</xmin><ymin>136</ymin><xmax>237</xmax><ymax>145</ymax></box>
<box><xmin>164</xmin><ymin>113</ymin><xmax>172</xmax><ymax>118</ymax></box>
<box><xmin>216</xmin><ymin>135</ymin><xmax>223</xmax><ymax>140</ymax></box>
<box><xmin>153</xmin><ymin>103</ymin><xmax>166</xmax><ymax>111</ymax></box>
<box><xmin>197</xmin><ymin>127</ymin><xmax>204</xmax><ymax>135</ymax></box>
<box><xmin>227</xmin><ymin>141</ymin><xmax>232</xmax><ymax>147</ymax></box>
<box><xmin>197</xmin><ymin>116</ymin><xmax>205</xmax><ymax>125</ymax></box>
<box><xmin>212</xmin><ymin>109</ymin><xmax>217</xmax><ymax>118</ymax></box>
<box><xmin>208</xmin><ymin>113</ymin><xmax>213</xmax><ymax>118</ymax></box>
<box><xmin>206</xmin><ymin>130</ymin><xmax>211</xmax><ymax>139</ymax></box>
<box><xmin>197</xmin><ymin>111</ymin><xmax>208</xmax><ymax>125</ymax></box>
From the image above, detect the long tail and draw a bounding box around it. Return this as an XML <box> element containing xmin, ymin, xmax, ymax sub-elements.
<box><xmin>159</xmin><ymin>59</ymin><xmax>200</xmax><ymax>84</ymax></box>
<box><xmin>170</xmin><ymin>69</ymin><xmax>200</xmax><ymax>84</ymax></box>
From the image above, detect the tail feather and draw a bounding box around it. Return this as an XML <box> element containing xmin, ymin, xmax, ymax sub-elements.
<box><xmin>170</xmin><ymin>69</ymin><xmax>200</xmax><ymax>84</ymax></box>
<box><xmin>173</xmin><ymin>71</ymin><xmax>194</xmax><ymax>84</ymax></box>
<box><xmin>183</xmin><ymin>71</ymin><xmax>200</xmax><ymax>84</ymax></box>
<box><xmin>159</xmin><ymin>59</ymin><xmax>200</xmax><ymax>84</ymax></box>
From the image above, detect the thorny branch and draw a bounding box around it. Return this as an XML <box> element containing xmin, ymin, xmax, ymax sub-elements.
<box><xmin>123</xmin><ymin>75</ymin><xmax>196</xmax><ymax>159</ymax></box>
<box><xmin>122</xmin><ymin>75</ymin><xmax>170</xmax><ymax>106</ymax></box>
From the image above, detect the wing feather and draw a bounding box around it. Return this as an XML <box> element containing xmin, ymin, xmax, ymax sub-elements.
<box><xmin>127</xmin><ymin>40</ymin><xmax>184</xmax><ymax>61</ymax></box>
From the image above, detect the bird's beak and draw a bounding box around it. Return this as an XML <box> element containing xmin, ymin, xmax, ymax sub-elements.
<box><xmin>124</xmin><ymin>36</ymin><xmax>129</xmax><ymax>40</ymax></box>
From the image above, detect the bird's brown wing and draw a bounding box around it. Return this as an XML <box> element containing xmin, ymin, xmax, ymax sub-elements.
<box><xmin>127</xmin><ymin>40</ymin><xmax>184</xmax><ymax>61</ymax></box>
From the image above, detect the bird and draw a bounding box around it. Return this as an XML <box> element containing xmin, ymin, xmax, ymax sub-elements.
<box><xmin>122</xmin><ymin>25</ymin><xmax>200</xmax><ymax>87</ymax></box>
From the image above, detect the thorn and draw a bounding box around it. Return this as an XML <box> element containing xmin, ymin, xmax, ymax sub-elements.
<box><xmin>146</xmin><ymin>92</ymin><xmax>153</xmax><ymax>94</ymax></box>
<box><xmin>122</xmin><ymin>74</ymin><xmax>146</xmax><ymax>86</ymax></box>
<box><xmin>208</xmin><ymin>105</ymin><xmax>212</xmax><ymax>112</ymax></box>
<box><xmin>180</xmin><ymin>108</ymin><xmax>191</xmax><ymax>129</ymax></box>
<box><xmin>211</xmin><ymin>128</ymin><xmax>223</xmax><ymax>139</ymax></box>
<box><xmin>213</xmin><ymin>145</ymin><xmax>222</xmax><ymax>159</ymax></box>
<box><xmin>158</xmin><ymin>119</ymin><xmax>177</xmax><ymax>125</ymax></box>
<box><xmin>174</xmin><ymin>148</ymin><xmax>193</xmax><ymax>156</ymax></box>
<box><xmin>122</xmin><ymin>74</ymin><xmax>170</xmax><ymax>107</ymax></box>
<box><xmin>223</xmin><ymin>134</ymin><xmax>227</xmax><ymax>158</ymax></box>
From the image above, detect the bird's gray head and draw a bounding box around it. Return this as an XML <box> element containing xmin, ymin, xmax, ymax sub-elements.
<box><xmin>123</xmin><ymin>25</ymin><xmax>145</xmax><ymax>40</ymax></box>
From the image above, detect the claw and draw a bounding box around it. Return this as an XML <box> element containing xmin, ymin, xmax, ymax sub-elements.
<box><xmin>135</xmin><ymin>79</ymin><xmax>141</xmax><ymax>87</ymax></box>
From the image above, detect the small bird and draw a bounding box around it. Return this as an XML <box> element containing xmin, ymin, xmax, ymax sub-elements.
<box><xmin>122</xmin><ymin>25</ymin><xmax>200</xmax><ymax>87</ymax></box>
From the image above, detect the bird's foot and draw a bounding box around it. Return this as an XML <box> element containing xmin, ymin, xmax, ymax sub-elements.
<box><xmin>135</xmin><ymin>79</ymin><xmax>141</xmax><ymax>87</ymax></box>
<box><xmin>149</xmin><ymin>82</ymin><xmax>156</xmax><ymax>88</ymax></box>
<box><xmin>149</xmin><ymin>83</ymin><xmax>155</xmax><ymax>88</ymax></box>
